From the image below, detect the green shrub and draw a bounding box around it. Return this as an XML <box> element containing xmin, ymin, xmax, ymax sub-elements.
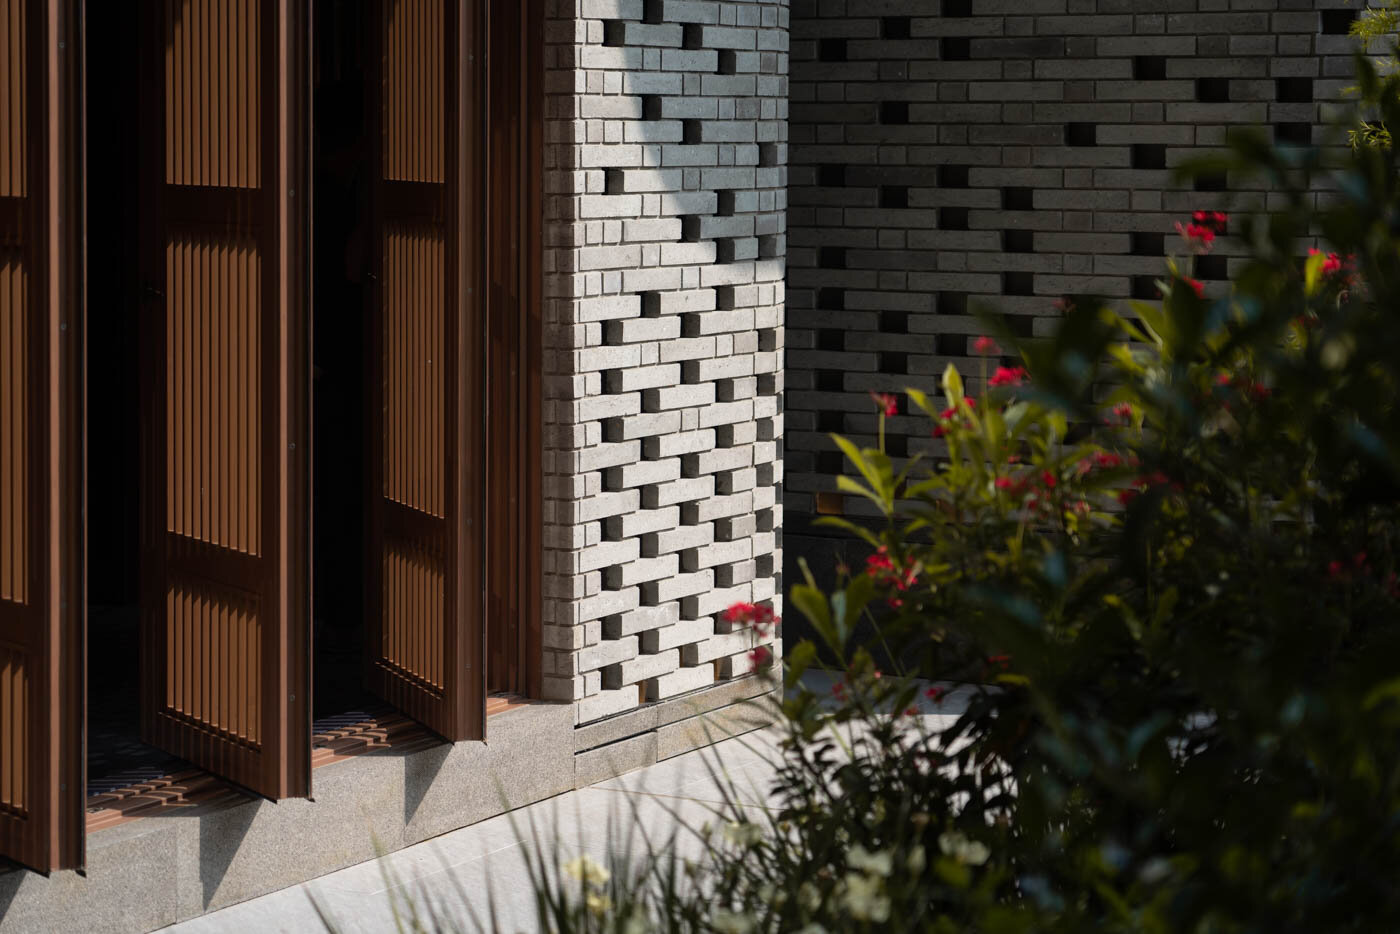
<box><xmin>504</xmin><ymin>60</ymin><xmax>1400</xmax><ymax>934</ymax></box>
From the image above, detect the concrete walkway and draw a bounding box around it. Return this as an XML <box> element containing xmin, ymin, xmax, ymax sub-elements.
<box><xmin>161</xmin><ymin>725</ymin><xmax>787</xmax><ymax>934</ymax></box>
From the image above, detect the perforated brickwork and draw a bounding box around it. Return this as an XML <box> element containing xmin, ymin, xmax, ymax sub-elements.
<box><xmin>785</xmin><ymin>0</ymin><xmax>1356</xmax><ymax>573</ymax></box>
<box><xmin>542</xmin><ymin>0</ymin><xmax>789</xmax><ymax>724</ymax></box>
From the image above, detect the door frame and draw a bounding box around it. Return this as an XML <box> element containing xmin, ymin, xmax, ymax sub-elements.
<box><xmin>0</xmin><ymin>0</ymin><xmax>84</xmax><ymax>874</ymax></box>
<box><xmin>481</xmin><ymin>0</ymin><xmax>542</xmax><ymax>703</ymax></box>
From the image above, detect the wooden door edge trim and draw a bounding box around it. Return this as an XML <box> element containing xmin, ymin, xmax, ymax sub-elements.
<box><xmin>521</xmin><ymin>0</ymin><xmax>544</xmax><ymax>702</ymax></box>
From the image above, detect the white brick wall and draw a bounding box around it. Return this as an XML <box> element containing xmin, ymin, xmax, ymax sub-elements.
<box><xmin>543</xmin><ymin>0</ymin><xmax>789</xmax><ymax>725</ymax></box>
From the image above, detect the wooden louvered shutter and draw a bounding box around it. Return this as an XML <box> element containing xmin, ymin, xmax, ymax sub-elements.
<box><xmin>138</xmin><ymin>0</ymin><xmax>309</xmax><ymax>799</ymax></box>
<box><xmin>0</xmin><ymin>0</ymin><xmax>82</xmax><ymax>873</ymax></box>
<box><xmin>364</xmin><ymin>0</ymin><xmax>481</xmax><ymax>742</ymax></box>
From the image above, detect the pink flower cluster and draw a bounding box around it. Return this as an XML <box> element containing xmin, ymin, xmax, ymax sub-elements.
<box><xmin>932</xmin><ymin>398</ymin><xmax>976</xmax><ymax>438</ymax></box>
<box><xmin>1116</xmin><ymin>470</ymin><xmax>1179</xmax><ymax>505</ymax></box>
<box><xmin>866</xmin><ymin>545</ymin><xmax>919</xmax><ymax>608</ymax></box>
<box><xmin>722</xmin><ymin>602</ymin><xmax>780</xmax><ymax>668</ymax></box>
<box><xmin>1309</xmin><ymin>248</ymin><xmax>1356</xmax><ymax>288</ymax></box>
<box><xmin>869</xmin><ymin>391</ymin><xmax>898</xmax><ymax>417</ymax></box>
<box><xmin>989</xmin><ymin>365</ymin><xmax>1028</xmax><ymax>388</ymax></box>
<box><xmin>1176</xmin><ymin>211</ymin><xmax>1228</xmax><ymax>253</ymax></box>
<box><xmin>995</xmin><ymin>467</ymin><xmax>1063</xmax><ymax>512</ymax></box>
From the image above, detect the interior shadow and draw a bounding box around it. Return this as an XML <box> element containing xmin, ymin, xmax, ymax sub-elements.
<box><xmin>84</xmin><ymin>0</ymin><xmax>187</xmax><ymax>794</ymax></box>
<box><xmin>312</xmin><ymin>0</ymin><xmax>376</xmax><ymax>723</ymax></box>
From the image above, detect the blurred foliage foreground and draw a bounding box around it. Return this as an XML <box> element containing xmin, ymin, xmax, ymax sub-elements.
<box><xmin>516</xmin><ymin>59</ymin><xmax>1400</xmax><ymax>934</ymax></box>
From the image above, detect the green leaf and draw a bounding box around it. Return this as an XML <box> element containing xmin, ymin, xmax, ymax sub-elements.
<box><xmin>1128</xmin><ymin>299</ymin><xmax>1171</xmax><ymax>347</ymax></box>
<box><xmin>812</xmin><ymin>515</ymin><xmax>883</xmax><ymax>548</ymax></box>
<box><xmin>832</xmin><ymin>434</ymin><xmax>891</xmax><ymax>508</ymax></box>
<box><xmin>1303</xmin><ymin>249</ymin><xmax>1326</xmax><ymax>297</ymax></box>
<box><xmin>906</xmin><ymin>386</ymin><xmax>937</xmax><ymax>418</ymax></box>
<box><xmin>1363</xmin><ymin>677</ymin><xmax>1400</xmax><ymax>711</ymax></box>
<box><xmin>789</xmin><ymin>582</ymin><xmax>830</xmax><ymax>631</ymax></box>
<box><xmin>942</xmin><ymin>364</ymin><xmax>965</xmax><ymax>407</ymax></box>
<box><xmin>837</xmin><ymin>474</ymin><xmax>889</xmax><ymax>514</ymax></box>
<box><xmin>783</xmin><ymin>640</ymin><xmax>817</xmax><ymax>689</ymax></box>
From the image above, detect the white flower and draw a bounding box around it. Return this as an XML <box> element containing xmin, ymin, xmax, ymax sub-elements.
<box><xmin>563</xmin><ymin>854</ymin><xmax>610</xmax><ymax>887</ymax></box>
<box><xmin>722</xmin><ymin>820</ymin><xmax>763</xmax><ymax>847</ymax></box>
<box><xmin>709</xmin><ymin>908</ymin><xmax>754</xmax><ymax>934</ymax></box>
<box><xmin>907</xmin><ymin>844</ymin><xmax>927</xmax><ymax>875</ymax></box>
<box><xmin>847</xmin><ymin>844</ymin><xmax>894</xmax><ymax>877</ymax></box>
<box><xmin>798</xmin><ymin>882</ymin><xmax>822</xmax><ymax>912</ymax></box>
<box><xmin>840</xmin><ymin>872</ymin><xmax>891</xmax><ymax>923</ymax></box>
<box><xmin>584</xmin><ymin>891</ymin><xmax>612</xmax><ymax>918</ymax></box>
<box><xmin>938</xmin><ymin>831</ymin><xmax>990</xmax><ymax>867</ymax></box>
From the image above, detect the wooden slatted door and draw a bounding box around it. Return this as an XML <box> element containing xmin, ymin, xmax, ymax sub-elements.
<box><xmin>139</xmin><ymin>0</ymin><xmax>308</xmax><ymax>799</ymax></box>
<box><xmin>0</xmin><ymin>0</ymin><xmax>82</xmax><ymax>872</ymax></box>
<box><xmin>364</xmin><ymin>0</ymin><xmax>481</xmax><ymax>742</ymax></box>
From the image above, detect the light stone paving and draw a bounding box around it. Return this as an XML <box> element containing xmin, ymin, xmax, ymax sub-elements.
<box><xmin>159</xmin><ymin>729</ymin><xmax>787</xmax><ymax>934</ymax></box>
<box><xmin>160</xmin><ymin>677</ymin><xmax>969</xmax><ymax>934</ymax></box>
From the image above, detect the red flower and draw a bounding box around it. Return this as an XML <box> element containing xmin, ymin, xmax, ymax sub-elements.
<box><xmin>932</xmin><ymin>425</ymin><xmax>948</xmax><ymax>438</ymax></box>
<box><xmin>1309</xmin><ymin>248</ymin><xmax>1357</xmax><ymax>286</ymax></box>
<box><xmin>1176</xmin><ymin>221</ymin><xmax>1216</xmax><ymax>251</ymax></box>
<box><xmin>865</xmin><ymin>547</ymin><xmax>895</xmax><ymax>575</ymax></box>
<box><xmin>973</xmin><ymin>335</ymin><xmax>1000</xmax><ymax>355</ymax></box>
<box><xmin>1191</xmin><ymin>210</ymin><xmax>1228</xmax><ymax>231</ymax></box>
<box><xmin>723</xmin><ymin>602</ymin><xmax>779</xmax><ymax>633</ymax></box>
<box><xmin>926</xmin><ymin>685</ymin><xmax>947</xmax><ymax>703</ymax></box>
<box><xmin>1182</xmin><ymin>277</ymin><xmax>1205</xmax><ymax>299</ymax></box>
<box><xmin>1041</xmin><ymin>470</ymin><xmax>1057</xmax><ymax>489</ymax></box>
<box><xmin>986</xmin><ymin>654</ymin><xmax>1011</xmax><ymax>669</ymax></box>
<box><xmin>1327</xmin><ymin>560</ymin><xmax>1344</xmax><ymax>580</ymax></box>
<box><xmin>1250</xmin><ymin>383</ymin><xmax>1271</xmax><ymax>401</ymax></box>
<box><xmin>989</xmin><ymin>365</ymin><xmax>1028</xmax><ymax>388</ymax></box>
<box><xmin>870</xmin><ymin>391</ymin><xmax>898</xmax><ymax>417</ymax></box>
<box><xmin>995</xmin><ymin>476</ymin><xmax>1015</xmax><ymax>490</ymax></box>
<box><xmin>1111</xmin><ymin>402</ymin><xmax>1133</xmax><ymax>423</ymax></box>
<box><xmin>1053</xmin><ymin>297</ymin><xmax>1076</xmax><ymax>313</ymax></box>
<box><xmin>1094</xmin><ymin>451</ymin><xmax>1123</xmax><ymax>469</ymax></box>
<box><xmin>1216</xmin><ymin>372</ymin><xmax>1232</xmax><ymax>386</ymax></box>
<box><xmin>832</xmin><ymin>680</ymin><xmax>847</xmax><ymax>699</ymax></box>
<box><xmin>748</xmin><ymin>645</ymin><xmax>772</xmax><ymax>668</ymax></box>
<box><xmin>1117</xmin><ymin>488</ymin><xmax>1139</xmax><ymax>506</ymax></box>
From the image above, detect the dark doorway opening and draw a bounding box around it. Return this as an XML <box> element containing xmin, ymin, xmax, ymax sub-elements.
<box><xmin>312</xmin><ymin>1</ymin><xmax>375</xmax><ymax>721</ymax></box>
<box><xmin>83</xmin><ymin>3</ymin><xmax>183</xmax><ymax>792</ymax></box>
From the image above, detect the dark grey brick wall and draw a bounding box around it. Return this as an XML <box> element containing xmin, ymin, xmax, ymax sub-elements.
<box><xmin>784</xmin><ymin>0</ymin><xmax>1359</xmax><ymax>591</ymax></box>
